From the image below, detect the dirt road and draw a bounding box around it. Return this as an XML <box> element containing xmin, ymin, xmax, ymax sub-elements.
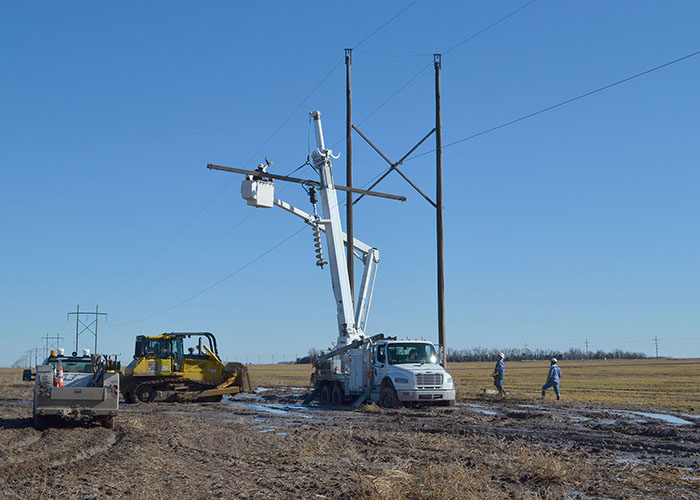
<box><xmin>1</xmin><ymin>373</ymin><xmax>698</xmax><ymax>499</ymax></box>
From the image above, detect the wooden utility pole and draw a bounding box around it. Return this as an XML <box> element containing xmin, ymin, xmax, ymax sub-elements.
<box><xmin>345</xmin><ymin>48</ymin><xmax>354</xmax><ymax>296</ymax></box>
<box><xmin>434</xmin><ymin>54</ymin><xmax>446</xmax><ymax>367</ymax></box>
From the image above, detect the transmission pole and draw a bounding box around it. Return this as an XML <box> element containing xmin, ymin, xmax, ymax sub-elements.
<box><xmin>42</xmin><ymin>332</ymin><xmax>64</xmax><ymax>359</ymax></box>
<box><xmin>345</xmin><ymin>48</ymin><xmax>354</xmax><ymax>297</ymax></box>
<box><xmin>654</xmin><ymin>336</ymin><xmax>659</xmax><ymax>358</ymax></box>
<box><xmin>68</xmin><ymin>305</ymin><xmax>107</xmax><ymax>354</ymax></box>
<box><xmin>585</xmin><ymin>338</ymin><xmax>590</xmax><ymax>359</ymax></box>
<box><xmin>435</xmin><ymin>53</ymin><xmax>446</xmax><ymax>367</ymax></box>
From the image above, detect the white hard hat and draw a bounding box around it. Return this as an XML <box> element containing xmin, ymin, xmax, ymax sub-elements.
<box><xmin>83</xmin><ymin>348</ymin><xmax>91</xmax><ymax>357</ymax></box>
<box><xmin>551</xmin><ymin>357</ymin><xmax>557</xmax><ymax>363</ymax></box>
<box><xmin>498</xmin><ymin>352</ymin><xmax>505</xmax><ymax>359</ymax></box>
<box><xmin>57</xmin><ymin>348</ymin><xmax>65</xmax><ymax>356</ymax></box>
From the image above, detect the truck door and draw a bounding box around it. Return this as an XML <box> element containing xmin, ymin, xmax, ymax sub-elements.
<box><xmin>374</xmin><ymin>345</ymin><xmax>388</xmax><ymax>384</ymax></box>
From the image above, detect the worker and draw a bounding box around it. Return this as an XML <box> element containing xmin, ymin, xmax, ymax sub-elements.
<box><xmin>408</xmin><ymin>349</ymin><xmax>419</xmax><ymax>361</ymax></box>
<box><xmin>492</xmin><ymin>352</ymin><xmax>506</xmax><ymax>396</ymax></box>
<box><xmin>542</xmin><ymin>358</ymin><xmax>562</xmax><ymax>400</ymax></box>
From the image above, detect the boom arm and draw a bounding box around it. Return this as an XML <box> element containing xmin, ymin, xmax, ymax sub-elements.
<box><xmin>237</xmin><ymin>111</ymin><xmax>379</xmax><ymax>348</ymax></box>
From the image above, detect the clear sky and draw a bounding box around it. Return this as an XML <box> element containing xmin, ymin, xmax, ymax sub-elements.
<box><xmin>1</xmin><ymin>1</ymin><xmax>698</xmax><ymax>367</ymax></box>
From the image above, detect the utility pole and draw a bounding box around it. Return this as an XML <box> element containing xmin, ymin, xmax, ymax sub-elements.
<box><xmin>346</xmin><ymin>51</ymin><xmax>447</xmax><ymax>365</ymax></box>
<box><xmin>585</xmin><ymin>338</ymin><xmax>590</xmax><ymax>359</ymax></box>
<box><xmin>42</xmin><ymin>332</ymin><xmax>64</xmax><ymax>359</ymax></box>
<box><xmin>68</xmin><ymin>305</ymin><xmax>107</xmax><ymax>354</ymax></box>
<box><xmin>434</xmin><ymin>53</ymin><xmax>446</xmax><ymax>367</ymax></box>
<box><xmin>345</xmin><ymin>48</ymin><xmax>354</xmax><ymax>297</ymax></box>
<box><xmin>654</xmin><ymin>336</ymin><xmax>659</xmax><ymax>358</ymax></box>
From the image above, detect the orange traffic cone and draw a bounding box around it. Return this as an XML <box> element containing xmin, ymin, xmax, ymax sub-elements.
<box><xmin>57</xmin><ymin>365</ymin><xmax>64</xmax><ymax>388</ymax></box>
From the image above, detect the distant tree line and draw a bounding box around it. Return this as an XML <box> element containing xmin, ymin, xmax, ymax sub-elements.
<box><xmin>447</xmin><ymin>346</ymin><xmax>648</xmax><ymax>362</ymax></box>
<box><xmin>293</xmin><ymin>346</ymin><xmax>648</xmax><ymax>364</ymax></box>
<box><xmin>295</xmin><ymin>348</ymin><xmax>322</xmax><ymax>365</ymax></box>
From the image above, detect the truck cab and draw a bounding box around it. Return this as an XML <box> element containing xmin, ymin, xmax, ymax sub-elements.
<box><xmin>371</xmin><ymin>340</ymin><xmax>455</xmax><ymax>406</ymax></box>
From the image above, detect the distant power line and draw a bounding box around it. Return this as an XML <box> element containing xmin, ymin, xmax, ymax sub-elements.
<box><xmin>408</xmin><ymin>47</ymin><xmax>700</xmax><ymax>161</ymax></box>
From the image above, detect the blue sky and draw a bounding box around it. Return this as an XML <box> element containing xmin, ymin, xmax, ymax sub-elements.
<box><xmin>1</xmin><ymin>1</ymin><xmax>698</xmax><ymax>366</ymax></box>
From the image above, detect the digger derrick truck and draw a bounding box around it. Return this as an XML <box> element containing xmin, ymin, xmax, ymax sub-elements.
<box><xmin>32</xmin><ymin>350</ymin><xmax>120</xmax><ymax>429</ymax></box>
<box><xmin>121</xmin><ymin>332</ymin><xmax>252</xmax><ymax>403</ymax></box>
<box><xmin>228</xmin><ymin>111</ymin><xmax>455</xmax><ymax>408</ymax></box>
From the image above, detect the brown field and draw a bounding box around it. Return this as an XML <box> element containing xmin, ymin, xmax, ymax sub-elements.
<box><xmin>1</xmin><ymin>359</ymin><xmax>699</xmax><ymax>499</ymax></box>
<box><xmin>251</xmin><ymin>358</ymin><xmax>700</xmax><ymax>413</ymax></box>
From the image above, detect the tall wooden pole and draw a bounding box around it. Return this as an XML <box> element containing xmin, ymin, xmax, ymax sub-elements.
<box><xmin>345</xmin><ymin>48</ymin><xmax>354</xmax><ymax>297</ymax></box>
<box><xmin>434</xmin><ymin>54</ymin><xmax>446</xmax><ymax>367</ymax></box>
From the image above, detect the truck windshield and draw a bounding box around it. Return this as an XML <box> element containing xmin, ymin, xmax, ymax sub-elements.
<box><xmin>387</xmin><ymin>343</ymin><xmax>437</xmax><ymax>365</ymax></box>
<box><xmin>46</xmin><ymin>357</ymin><xmax>93</xmax><ymax>373</ymax></box>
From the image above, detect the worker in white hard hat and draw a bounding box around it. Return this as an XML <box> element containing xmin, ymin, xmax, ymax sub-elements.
<box><xmin>492</xmin><ymin>352</ymin><xmax>507</xmax><ymax>397</ymax></box>
<box><xmin>542</xmin><ymin>358</ymin><xmax>562</xmax><ymax>400</ymax></box>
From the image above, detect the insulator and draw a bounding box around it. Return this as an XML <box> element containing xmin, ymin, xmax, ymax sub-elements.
<box><xmin>313</xmin><ymin>224</ymin><xmax>327</xmax><ymax>268</ymax></box>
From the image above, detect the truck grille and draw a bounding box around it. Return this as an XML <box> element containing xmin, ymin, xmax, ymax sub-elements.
<box><xmin>416</xmin><ymin>373</ymin><xmax>442</xmax><ymax>386</ymax></box>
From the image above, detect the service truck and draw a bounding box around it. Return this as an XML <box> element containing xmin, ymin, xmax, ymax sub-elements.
<box><xmin>210</xmin><ymin>110</ymin><xmax>455</xmax><ymax>408</ymax></box>
<box><xmin>30</xmin><ymin>349</ymin><xmax>120</xmax><ymax>429</ymax></box>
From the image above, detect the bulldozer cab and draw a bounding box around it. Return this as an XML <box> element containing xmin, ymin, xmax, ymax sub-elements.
<box><xmin>134</xmin><ymin>336</ymin><xmax>184</xmax><ymax>373</ymax></box>
<box><xmin>133</xmin><ymin>333</ymin><xmax>221</xmax><ymax>377</ymax></box>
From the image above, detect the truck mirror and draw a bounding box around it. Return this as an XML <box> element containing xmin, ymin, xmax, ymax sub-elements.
<box><xmin>22</xmin><ymin>369</ymin><xmax>33</xmax><ymax>381</ymax></box>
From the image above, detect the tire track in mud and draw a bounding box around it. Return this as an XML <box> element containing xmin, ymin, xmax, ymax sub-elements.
<box><xmin>47</xmin><ymin>429</ymin><xmax>124</xmax><ymax>469</ymax></box>
<box><xmin>0</xmin><ymin>427</ymin><xmax>124</xmax><ymax>475</ymax></box>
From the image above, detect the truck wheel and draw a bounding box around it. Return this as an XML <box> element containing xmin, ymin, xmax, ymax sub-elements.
<box><xmin>101</xmin><ymin>416</ymin><xmax>115</xmax><ymax>429</ymax></box>
<box><xmin>33</xmin><ymin>409</ymin><xmax>46</xmax><ymax>430</ymax></box>
<box><xmin>379</xmin><ymin>386</ymin><xmax>400</xmax><ymax>409</ymax></box>
<box><xmin>319</xmin><ymin>384</ymin><xmax>332</xmax><ymax>407</ymax></box>
<box><xmin>331</xmin><ymin>384</ymin><xmax>343</xmax><ymax>407</ymax></box>
<box><xmin>134</xmin><ymin>384</ymin><xmax>155</xmax><ymax>403</ymax></box>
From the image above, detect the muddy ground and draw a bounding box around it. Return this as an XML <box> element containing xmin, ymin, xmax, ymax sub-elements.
<box><xmin>1</xmin><ymin>372</ymin><xmax>698</xmax><ymax>499</ymax></box>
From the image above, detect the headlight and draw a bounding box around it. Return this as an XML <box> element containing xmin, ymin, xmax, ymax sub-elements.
<box><xmin>445</xmin><ymin>375</ymin><xmax>453</xmax><ymax>387</ymax></box>
<box><xmin>394</xmin><ymin>377</ymin><xmax>410</xmax><ymax>384</ymax></box>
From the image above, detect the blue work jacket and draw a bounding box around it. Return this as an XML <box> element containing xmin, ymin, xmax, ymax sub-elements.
<box><xmin>547</xmin><ymin>365</ymin><xmax>562</xmax><ymax>382</ymax></box>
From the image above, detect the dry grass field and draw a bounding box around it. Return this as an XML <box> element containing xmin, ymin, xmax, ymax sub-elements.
<box><xmin>1</xmin><ymin>360</ymin><xmax>698</xmax><ymax>499</ymax></box>
<box><xmin>249</xmin><ymin>357</ymin><xmax>700</xmax><ymax>414</ymax></box>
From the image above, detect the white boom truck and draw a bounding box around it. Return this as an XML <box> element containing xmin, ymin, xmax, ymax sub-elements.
<box><xmin>236</xmin><ymin>111</ymin><xmax>455</xmax><ymax>408</ymax></box>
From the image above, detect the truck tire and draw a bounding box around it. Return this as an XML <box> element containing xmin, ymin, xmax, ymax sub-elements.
<box><xmin>330</xmin><ymin>384</ymin><xmax>343</xmax><ymax>407</ymax></box>
<box><xmin>101</xmin><ymin>416</ymin><xmax>115</xmax><ymax>429</ymax></box>
<box><xmin>319</xmin><ymin>384</ymin><xmax>332</xmax><ymax>407</ymax></box>
<box><xmin>33</xmin><ymin>409</ymin><xmax>46</xmax><ymax>430</ymax></box>
<box><xmin>379</xmin><ymin>386</ymin><xmax>400</xmax><ymax>409</ymax></box>
<box><xmin>134</xmin><ymin>384</ymin><xmax>155</xmax><ymax>403</ymax></box>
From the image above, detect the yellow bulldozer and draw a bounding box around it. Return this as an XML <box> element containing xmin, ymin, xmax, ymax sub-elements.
<box><xmin>121</xmin><ymin>332</ymin><xmax>252</xmax><ymax>403</ymax></box>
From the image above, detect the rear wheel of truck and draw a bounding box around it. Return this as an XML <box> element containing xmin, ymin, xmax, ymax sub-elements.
<box><xmin>134</xmin><ymin>384</ymin><xmax>155</xmax><ymax>403</ymax></box>
<box><xmin>33</xmin><ymin>409</ymin><xmax>46</xmax><ymax>430</ymax></box>
<box><xmin>331</xmin><ymin>384</ymin><xmax>343</xmax><ymax>407</ymax></box>
<box><xmin>379</xmin><ymin>386</ymin><xmax>400</xmax><ymax>409</ymax></box>
<box><xmin>101</xmin><ymin>416</ymin><xmax>115</xmax><ymax>429</ymax></box>
<box><xmin>319</xmin><ymin>384</ymin><xmax>332</xmax><ymax>407</ymax></box>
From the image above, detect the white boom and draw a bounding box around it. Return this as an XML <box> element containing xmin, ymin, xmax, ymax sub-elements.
<box><xmin>240</xmin><ymin>110</ymin><xmax>378</xmax><ymax>348</ymax></box>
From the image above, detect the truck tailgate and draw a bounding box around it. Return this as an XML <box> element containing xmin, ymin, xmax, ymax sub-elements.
<box><xmin>51</xmin><ymin>387</ymin><xmax>106</xmax><ymax>401</ymax></box>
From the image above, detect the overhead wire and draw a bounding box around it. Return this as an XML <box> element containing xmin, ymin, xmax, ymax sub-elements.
<box><xmin>109</xmin><ymin>2</ymin><xmax>419</xmax><ymax>324</ymax></box>
<box><xmin>407</xmin><ymin>47</ymin><xmax>700</xmax><ymax>161</ymax></box>
<box><xmin>112</xmin><ymin>226</ymin><xmax>308</xmax><ymax>327</ymax></box>
<box><xmin>349</xmin><ymin>0</ymin><xmax>540</xmax><ymax>133</ymax></box>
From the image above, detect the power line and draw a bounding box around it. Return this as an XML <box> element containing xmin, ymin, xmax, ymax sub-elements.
<box><xmin>352</xmin><ymin>0</ymin><xmax>419</xmax><ymax>50</ymax></box>
<box><xmin>443</xmin><ymin>0</ymin><xmax>538</xmax><ymax>55</ymax></box>
<box><xmin>409</xmin><ymin>48</ymin><xmax>700</xmax><ymax>161</ymax></box>
<box><xmin>346</xmin><ymin>0</ymin><xmax>539</xmax><ymax>132</ymax></box>
<box><xmin>112</xmin><ymin>226</ymin><xmax>307</xmax><ymax>327</ymax></box>
<box><xmin>100</xmin><ymin>2</ymin><xmax>417</xmax><ymax>305</ymax></box>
